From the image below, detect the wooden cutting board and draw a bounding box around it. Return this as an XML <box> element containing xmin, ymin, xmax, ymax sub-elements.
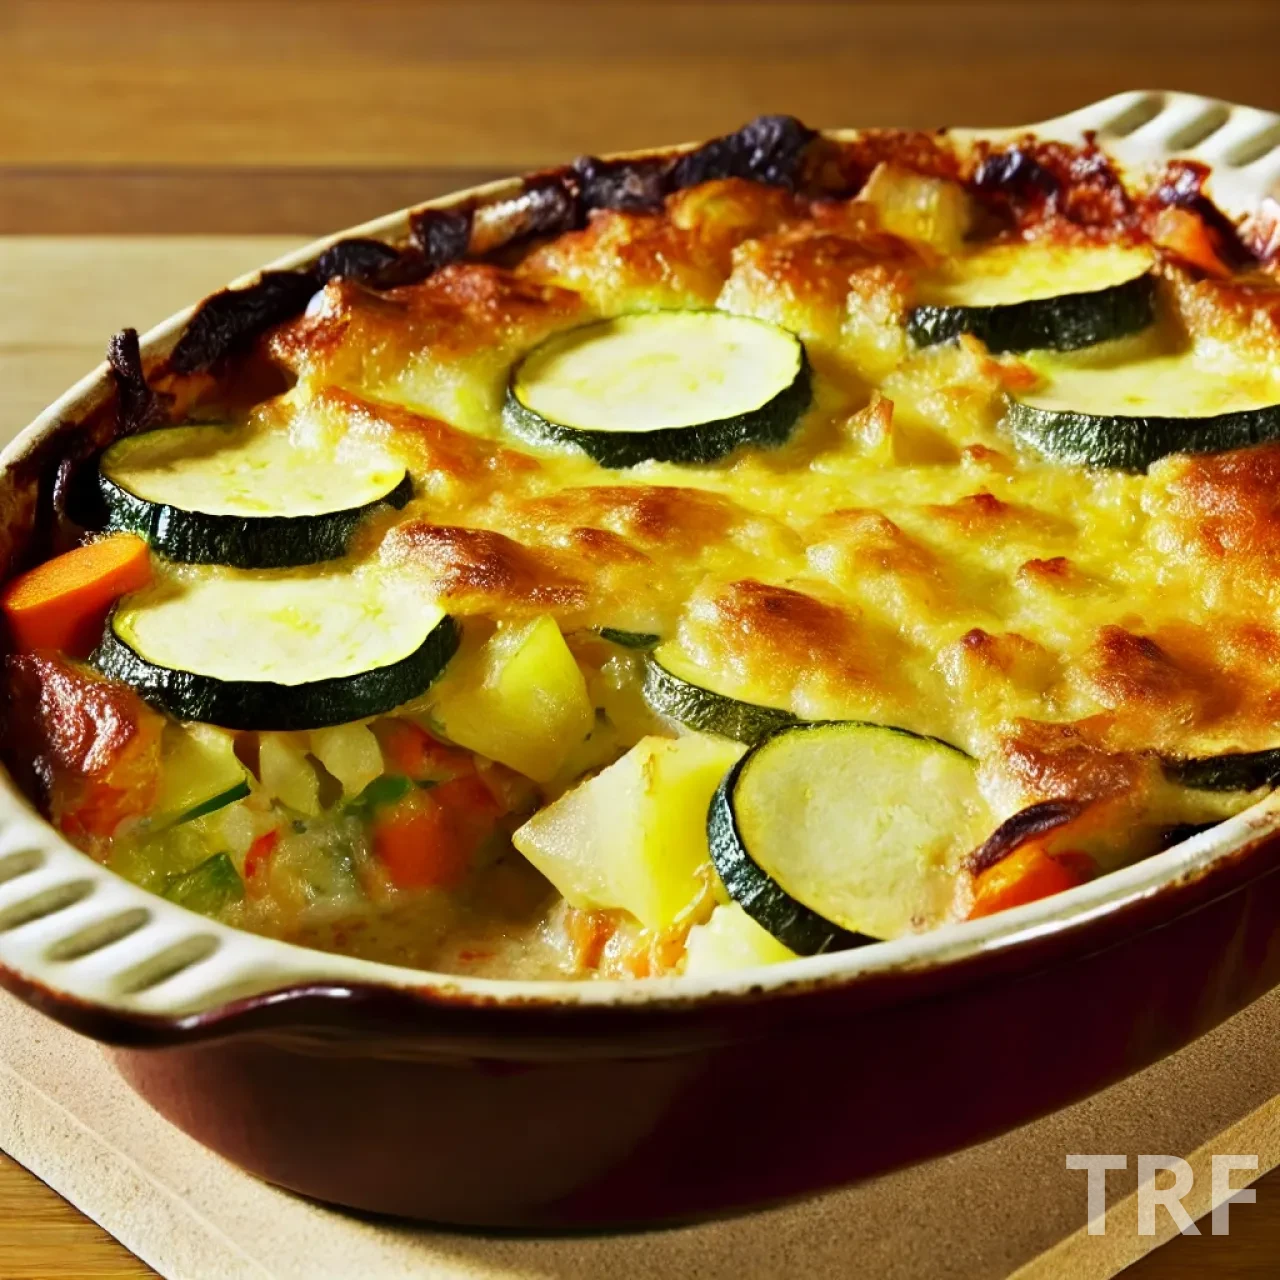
<box><xmin>3</xmin><ymin>235</ymin><xmax>1280</xmax><ymax>1279</ymax></box>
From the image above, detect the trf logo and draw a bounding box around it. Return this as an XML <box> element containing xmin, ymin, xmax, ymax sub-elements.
<box><xmin>1066</xmin><ymin>1154</ymin><xmax>1258</xmax><ymax>1235</ymax></box>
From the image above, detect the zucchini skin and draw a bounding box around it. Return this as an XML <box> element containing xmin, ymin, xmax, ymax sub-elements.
<box><xmin>502</xmin><ymin>353</ymin><xmax>811</xmax><ymax>468</ymax></box>
<box><xmin>174</xmin><ymin>779</ymin><xmax>252</xmax><ymax>825</ymax></box>
<box><xmin>1163</xmin><ymin>748</ymin><xmax>1280</xmax><ymax>792</ymax></box>
<box><xmin>643</xmin><ymin>655</ymin><xmax>798</xmax><ymax>745</ymax></box>
<box><xmin>597</xmin><ymin>627</ymin><xmax>661</xmax><ymax>650</ymax></box>
<box><xmin>1007</xmin><ymin>398</ymin><xmax>1280</xmax><ymax>472</ymax></box>
<box><xmin>92</xmin><ymin>611</ymin><xmax>460</xmax><ymax>732</ymax></box>
<box><xmin>99</xmin><ymin>470</ymin><xmax>413</xmax><ymax>569</ymax></box>
<box><xmin>708</xmin><ymin>720</ymin><xmax>969</xmax><ymax>954</ymax></box>
<box><xmin>909</xmin><ymin>273</ymin><xmax>1155</xmax><ymax>354</ymax></box>
<box><xmin>707</xmin><ymin>761</ymin><xmax>870</xmax><ymax>956</ymax></box>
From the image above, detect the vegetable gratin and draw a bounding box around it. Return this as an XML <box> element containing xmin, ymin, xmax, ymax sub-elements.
<box><xmin>7</xmin><ymin>114</ymin><xmax>1280</xmax><ymax>983</ymax></box>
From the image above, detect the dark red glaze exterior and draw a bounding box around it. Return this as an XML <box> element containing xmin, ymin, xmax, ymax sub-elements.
<box><xmin>10</xmin><ymin>822</ymin><xmax>1262</xmax><ymax>1226</ymax></box>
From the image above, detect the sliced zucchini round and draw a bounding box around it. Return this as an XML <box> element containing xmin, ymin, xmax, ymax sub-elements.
<box><xmin>93</xmin><ymin>568</ymin><xmax>459</xmax><ymax>731</ymax></box>
<box><xmin>1163</xmin><ymin>748</ymin><xmax>1280</xmax><ymax>793</ymax></box>
<box><xmin>707</xmin><ymin>721</ymin><xmax>986</xmax><ymax>953</ymax></box>
<box><xmin>503</xmin><ymin>312</ymin><xmax>811</xmax><ymax>467</ymax></box>
<box><xmin>99</xmin><ymin>425</ymin><xmax>412</xmax><ymax>568</ymax></box>
<box><xmin>909</xmin><ymin>243</ymin><xmax>1155</xmax><ymax>353</ymax></box>
<box><xmin>1006</xmin><ymin>354</ymin><xmax>1280</xmax><ymax>471</ymax></box>
<box><xmin>643</xmin><ymin>644</ymin><xmax>797</xmax><ymax>745</ymax></box>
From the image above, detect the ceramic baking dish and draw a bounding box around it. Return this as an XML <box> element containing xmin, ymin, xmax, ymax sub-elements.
<box><xmin>4</xmin><ymin>90</ymin><xmax>1280</xmax><ymax>1228</ymax></box>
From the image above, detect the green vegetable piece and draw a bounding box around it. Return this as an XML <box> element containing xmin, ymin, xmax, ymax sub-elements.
<box><xmin>346</xmin><ymin>773</ymin><xmax>413</xmax><ymax>817</ymax></box>
<box><xmin>597</xmin><ymin>627</ymin><xmax>661</xmax><ymax>650</ymax></box>
<box><xmin>175</xmin><ymin>780</ymin><xmax>251</xmax><ymax>826</ymax></box>
<box><xmin>163</xmin><ymin>852</ymin><xmax>244</xmax><ymax>915</ymax></box>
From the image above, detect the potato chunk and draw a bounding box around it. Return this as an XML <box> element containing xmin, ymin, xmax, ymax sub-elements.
<box><xmin>433</xmin><ymin>615</ymin><xmax>593</xmax><ymax>782</ymax></box>
<box><xmin>684</xmin><ymin>903</ymin><xmax>796</xmax><ymax>975</ymax></box>
<box><xmin>513</xmin><ymin>732</ymin><xmax>744</xmax><ymax>929</ymax></box>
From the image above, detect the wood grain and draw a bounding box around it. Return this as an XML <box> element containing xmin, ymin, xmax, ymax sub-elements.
<box><xmin>5</xmin><ymin>2</ymin><xmax>1280</xmax><ymax>233</ymax></box>
<box><xmin>0</xmin><ymin>168</ymin><xmax>506</xmax><ymax>235</ymax></box>
<box><xmin>5</xmin><ymin>2</ymin><xmax>1280</xmax><ymax>167</ymax></box>
<box><xmin>0</xmin><ymin>1154</ymin><xmax>154</xmax><ymax>1279</ymax></box>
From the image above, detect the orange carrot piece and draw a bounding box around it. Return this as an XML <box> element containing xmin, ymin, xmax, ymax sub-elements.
<box><xmin>372</xmin><ymin>791</ymin><xmax>474</xmax><ymax>890</ymax></box>
<box><xmin>1</xmin><ymin>534</ymin><xmax>152</xmax><ymax>657</ymax></box>
<box><xmin>372</xmin><ymin>717</ymin><xmax>476</xmax><ymax>782</ymax></box>
<box><xmin>372</xmin><ymin>776</ymin><xmax>505</xmax><ymax>891</ymax></box>
<box><xmin>969</xmin><ymin>843</ymin><xmax>1093</xmax><ymax>919</ymax></box>
<box><xmin>1150</xmin><ymin>207</ymin><xmax>1233</xmax><ymax>278</ymax></box>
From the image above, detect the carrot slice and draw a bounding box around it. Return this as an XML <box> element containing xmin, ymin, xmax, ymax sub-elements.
<box><xmin>969</xmin><ymin>842</ymin><xmax>1094</xmax><ymax>919</ymax></box>
<box><xmin>2</xmin><ymin>534</ymin><xmax>152</xmax><ymax>657</ymax></box>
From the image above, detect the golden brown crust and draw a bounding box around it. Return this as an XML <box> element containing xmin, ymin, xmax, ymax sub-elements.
<box><xmin>996</xmin><ymin>717</ymin><xmax>1148</xmax><ymax>806</ymax></box>
<box><xmin>3</xmin><ymin>654</ymin><xmax>164</xmax><ymax>847</ymax></box>
<box><xmin>379</xmin><ymin>520</ymin><xmax>588</xmax><ymax>620</ymax></box>
<box><xmin>315</xmin><ymin>386</ymin><xmax>538</xmax><ymax>491</ymax></box>
<box><xmin>508</xmin><ymin>484</ymin><xmax>741</xmax><ymax>555</ymax></box>
<box><xmin>679</xmin><ymin>578</ymin><xmax>880</xmax><ymax>705</ymax></box>
<box><xmin>517</xmin><ymin>178</ymin><xmax>805</xmax><ymax>313</ymax></box>
<box><xmin>1146</xmin><ymin>444</ymin><xmax>1280</xmax><ymax>605</ymax></box>
<box><xmin>268</xmin><ymin>264</ymin><xmax>585</xmax><ymax>388</ymax></box>
<box><xmin>719</xmin><ymin>223</ymin><xmax>918</xmax><ymax>336</ymax></box>
<box><xmin>924</xmin><ymin>490</ymin><xmax>1072</xmax><ymax>540</ymax></box>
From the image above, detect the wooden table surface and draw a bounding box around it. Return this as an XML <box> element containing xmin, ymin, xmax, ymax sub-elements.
<box><xmin>5</xmin><ymin>2</ymin><xmax>1280</xmax><ymax>1274</ymax></box>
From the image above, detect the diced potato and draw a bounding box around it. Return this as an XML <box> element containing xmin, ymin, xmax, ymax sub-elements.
<box><xmin>211</xmin><ymin>799</ymin><xmax>278</xmax><ymax>867</ymax></box>
<box><xmin>259</xmin><ymin>732</ymin><xmax>321</xmax><ymax>816</ymax></box>
<box><xmin>153</xmin><ymin>724</ymin><xmax>247</xmax><ymax>826</ymax></box>
<box><xmin>310</xmin><ymin>722</ymin><xmax>384</xmax><ymax>798</ymax></box>
<box><xmin>433</xmin><ymin>615</ymin><xmax>594</xmax><ymax>783</ymax></box>
<box><xmin>684</xmin><ymin>903</ymin><xmax>796</xmax><ymax>975</ymax></box>
<box><xmin>512</xmin><ymin>732</ymin><xmax>744</xmax><ymax>930</ymax></box>
<box><xmin>859</xmin><ymin>161</ymin><xmax>972</xmax><ymax>255</ymax></box>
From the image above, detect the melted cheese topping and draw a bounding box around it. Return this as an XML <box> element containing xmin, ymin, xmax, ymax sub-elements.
<box><xmin>261</xmin><ymin>175</ymin><xmax>1280</xmax><ymax>866</ymax></box>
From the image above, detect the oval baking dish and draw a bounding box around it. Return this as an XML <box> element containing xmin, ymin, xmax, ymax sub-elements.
<box><xmin>6</xmin><ymin>91</ymin><xmax>1280</xmax><ymax>1228</ymax></box>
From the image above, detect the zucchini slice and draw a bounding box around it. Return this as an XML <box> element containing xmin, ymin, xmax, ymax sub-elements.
<box><xmin>597</xmin><ymin>626</ymin><xmax>661</xmax><ymax>650</ymax></box>
<box><xmin>1006</xmin><ymin>354</ymin><xmax>1280</xmax><ymax>471</ymax></box>
<box><xmin>1163</xmin><ymin>748</ymin><xmax>1280</xmax><ymax>793</ymax></box>
<box><xmin>503</xmin><ymin>312</ymin><xmax>811</xmax><ymax>466</ymax></box>
<box><xmin>643</xmin><ymin>644</ymin><xmax>797</xmax><ymax>744</ymax></box>
<box><xmin>909</xmin><ymin>243</ymin><xmax>1155</xmax><ymax>353</ymax></box>
<box><xmin>707</xmin><ymin>721</ymin><xmax>987</xmax><ymax>953</ymax></box>
<box><xmin>93</xmin><ymin>568</ymin><xmax>459</xmax><ymax>731</ymax></box>
<box><xmin>99</xmin><ymin>425</ymin><xmax>412</xmax><ymax>568</ymax></box>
